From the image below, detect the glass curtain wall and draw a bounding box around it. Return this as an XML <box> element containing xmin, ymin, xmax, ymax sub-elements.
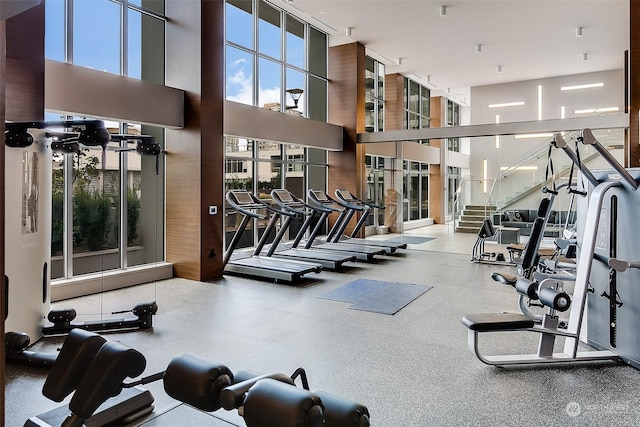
<box><xmin>363</xmin><ymin>56</ymin><xmax>390</xmax><ymax>230</ymax></box>
<box><xmin>44</xmin><ymin>0</ymin><xmax>166</xmax><ymax>281</ymax></box>
<box><xmin>401</xmin><ymin>77</ymin><xmax>431</xmax><ymax>222</ymax></box>
<box><xmin>404</xmin><ymin>77</ymin><xmax>430</xmax><ymax>143</ymax></box>
<box><xmin>446</xmin><ymin>99</ymin><xmax>461</xmax><ymax>152</ymax></box>
<box><xmin>403</xmin><ymin>161</ymin><xmax>429</xmax><ymax>221</ymax></box>
<box><xmin>224</xmin><ymin>0</ymin><xmax>328</xmax><ymax>248</ymax></box>
<box><xmin>225</xmin><ymin>0</ymin><xmax>325</xmax><ymax>116</ymax></box>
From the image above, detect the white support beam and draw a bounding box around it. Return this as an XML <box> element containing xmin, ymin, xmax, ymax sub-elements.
<box><xmin>357</xmin><ymin>114</ymin><xmax>629</xmax><ymax>143</ymax></box>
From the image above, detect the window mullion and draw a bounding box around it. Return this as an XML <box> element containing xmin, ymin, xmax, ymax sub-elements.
<box><xmin>122</xmin><ymin>0</ymin><xmax>128</xmax><ymax>76</ymax></box>
<box><xmin>66</xmin><ymin>0</ymin><xmax>74</xmax><ymax>63</ymax></box>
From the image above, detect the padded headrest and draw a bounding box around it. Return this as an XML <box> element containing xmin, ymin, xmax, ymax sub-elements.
<box><xmin>164</xmin><ymin>353</ymin><xmax>233</xmax><ymax>412</ymax></box>
<box><xmin>314</xmin><ymin>390</ymin><xmax>370</xmax><ymax>427</ymax></box>
<box><xmin>243</xmin><ymin>379</ymin><xmax>324</xmax><ymax>427</ymax></box>
<box><xmin>537</xmin><ymin>197</ymin><xmax>551</xmax><ymax>218</ymax></box>
<box><xmin>42</xmin><ymin>329</ymin><xmax>107</xmax><ymax>402</ymax></box>
<box><xmin>69</xmin><ymin>340</ymin><xmax>146</xmax><ymax>420</ymax></box>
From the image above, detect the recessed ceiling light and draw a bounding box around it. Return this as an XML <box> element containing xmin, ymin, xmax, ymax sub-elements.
<box><xmin>488</xmin><ymin>101</ymin><xmax>525</xmax><ymax>108</ymax></box>
<box><xmin>514</xmin><ymin>133</ymin><xmax>554</xmax><ymax>139</ymax></box>
<box><xmin>561</xmin><ymin>82</ymin><xmax>604</xmax><ymax>91</ymax></box>
<box><xmin>574</xmin><ymin>106</ymin><xmax>619</xmax><ymax>114</ymax></box>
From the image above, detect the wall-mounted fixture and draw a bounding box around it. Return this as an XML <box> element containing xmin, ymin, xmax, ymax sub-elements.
<box><xmin>5</xmin><ymin>120</ymin><xmax>107</xmax><ymax>149</ymax></box>
<box><xmin>476</xmin><ymin>44</ymin><xmax>482</xmax><ymax>53</ymax></box>
<box><xmin>497</xmin><ymin>65</ymin><xmax>502</xmax><ymax>73</ymax></box>
<box><xmin>286</xmin><ymin>88</ymin><xmax>304</xmax><ymax>109</ymax></box>
<box><xmin>576</xmin><ymin>27</ymin><xmax>583</xmax><ymax>37</ymax></box>
<box><xmin>440</xmin><ymin>5</ymin><xmax>447</xmax><ymax>16</ymax></box>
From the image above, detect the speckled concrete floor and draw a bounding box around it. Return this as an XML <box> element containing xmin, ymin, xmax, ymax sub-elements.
<box><xmin>6</xmin><ymin>230</ymin><xmax>640</xmax><ymax>426</ymax></box>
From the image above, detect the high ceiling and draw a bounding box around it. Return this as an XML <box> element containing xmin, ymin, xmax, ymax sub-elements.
<box><xmin>276</xmin><ymin>0</ymin><xmax>629</xmax><ymax>106</ymax></box>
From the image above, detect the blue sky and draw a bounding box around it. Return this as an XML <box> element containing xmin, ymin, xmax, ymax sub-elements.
<box><xmin>45</xmin><ymin>0</ymin><xmax>303</xmax><ymax>110</ymax></box>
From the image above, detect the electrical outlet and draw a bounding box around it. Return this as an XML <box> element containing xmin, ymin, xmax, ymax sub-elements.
<box><xmin>209</xmin><ymin>205</ymin><xmax>217</xmax><ymax>215</ymax></box>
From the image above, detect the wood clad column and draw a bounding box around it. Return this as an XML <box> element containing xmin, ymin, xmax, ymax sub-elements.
<box><xmin>0</xmin><ymin>18</ymin><xmax>5</xmax><ymax>427</ymax></box>
<box><xmin>429</xmin><ymin>96</ymin><xmax>444</xmax><ymax>224</ymax></box>
<box><xmin>165</xmin><ymin>0</ymin><xmax>225</xmax><ymax>280</ymax></box>
<box><xmin>328</xmin><ymin>43</ymin><xmax>366</xmax><ymax>236</ymax></box>
<box><xmin>2</xmin><ymin>5</ymin><xmax>45</xmax><ymax>422</ymax></box>
<box><xmin>629</xmin><ymin>1</ymin><xmax>640</xmax><ymax>167</ymax></box>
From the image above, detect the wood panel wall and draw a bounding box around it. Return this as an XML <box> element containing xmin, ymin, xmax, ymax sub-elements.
<box><xmin>429</xmin><ymin>96</ymin><xmax>444</xmax><ymax>223</ymax></box>
<box><xmin>384</xmin><ymin>73</ymin><xmax>404</xmax><ymax>131</ymax></box>
<box><xmin>629</xmin><ymin>2</ymin><xmax>640</xmax><ymax>167</ymax></box>
<box><xmin>328</xmin><ymin>43</ymin><xmax>366</xmax><ymax>236</ymax></box>
<box><xmin>1</xmin><ymin>18</ymin><xmax>6</xmax><ymax>427</ymax></box>
<box><xmin>5</xmin><ymin>4</ymin><xmax>44</xmax><ymax>121</ymax></box>
<box><xmin>165</xmin><ymin>0</ymin><xmax>224</xmax><ymax>280</ymax></box>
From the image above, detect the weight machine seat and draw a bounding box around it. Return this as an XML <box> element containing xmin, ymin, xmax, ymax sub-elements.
<box><xmin>461</xmin><ymin>313</ymin><xmax>534</xmax><ymax>332</ymax></box>
<box><xmin>163</xmin><ymin>353</ymin><xmax>233</xmax><ymax>412</ymax></box>
<box><xmin>491</xmin><ymin>272</ymin><xmax>517</xmax><ymax>287</ymax></box>
<box><xmin>42</xmin><ymin>329</ymin><xmax>107</xmax><ymax>402</ymax></box>
<box><xmin>242</xmin><ymin>379</ymin><xmax>324</xmax><ymax>427</ymax></box>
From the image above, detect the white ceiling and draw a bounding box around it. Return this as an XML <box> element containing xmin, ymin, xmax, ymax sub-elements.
<box><xmin>276</xmin><ymin>0</ymin><xmax>629</xmax><ymax>105</ymax></box>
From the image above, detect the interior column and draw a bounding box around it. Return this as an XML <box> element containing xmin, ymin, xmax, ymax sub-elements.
<box><xmin>328</xmin><ymin>42</ymin><xmax>366</xmax><ymax>237</ymax></box>
<box><xmin>165</xmin><ymin>0</ymin><xmax>225</xmax><ymax>280</ymax></box>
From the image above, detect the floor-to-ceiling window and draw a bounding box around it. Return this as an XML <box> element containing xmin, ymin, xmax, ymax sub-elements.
<box><xmin>363</xmin><ymin>56</ymin><xmax>392</xmax><ymax>230</ymax></box>
<box><xmin>224</xmin><ymin>137</ymin><xmax>328</xmax><ymax>248</ymax></box>
<box><xmin>225</xmin><ymin>0</ymin><xmax>327</xmax><ymax>116</ymax></box>
<box><xmin>224</xmin><ymin>0</ymin><xmax>328</xmax><ymax>247</ymax></box>
<box><xmin>404</xmin><ymin>77</ymin><xmax>430</xmax><ymax>142</ymax></box>
<box><xmin>401</xmin><ymin>77</ymin><xmax>431</xmax><ymax>222</ymax></box>
<box><xmin>365</xmin><ymin>56</ymin><xmax>385</xmax><ymax>132</ymax></box>
<box><xmin>45</xmin><ymin>0</ymin><xmax>166</xmax><ymax>280</ymax></box>
<box><xmin>446</xmin><ymin>99</ymin><xmax>461</xmax><ymax>152</ymax></box>
<box><xmin>403</xmin><ymin>160</ymin><xmax>429</xmax><ymax>221</ymax></box>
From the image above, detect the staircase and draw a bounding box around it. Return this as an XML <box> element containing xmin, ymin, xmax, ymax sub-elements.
<box><xmin>456</xmin><ymin>205</ymin><xmax>496</xmax><ymax>233</ymax></box>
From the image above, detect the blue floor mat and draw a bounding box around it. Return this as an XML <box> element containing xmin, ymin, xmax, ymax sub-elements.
<box><xmin>319</xmin><ymin>279</ymin><xmax>432</xmax><ymax>315</ymax></box>
<box><xmin>385</xmin><ymin>236</ymin><xmax>435</xmax><ymax>244</ymax></box>
<box><xmin>318</xmin><ymin>278</ymin><xmax>390</xmax><ymax>303</ymax></box>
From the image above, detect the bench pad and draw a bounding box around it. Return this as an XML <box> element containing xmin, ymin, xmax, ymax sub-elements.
<box><xmin>461</xmin><ymin>313</ymin><xmax>534</xmax><ymax>332</ymax></box>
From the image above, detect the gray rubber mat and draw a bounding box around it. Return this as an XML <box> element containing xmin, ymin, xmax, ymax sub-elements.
<box><xmin>319</xmin><ymin>279</ymin><xmax>432</xmax><ymax>315</ymax></box>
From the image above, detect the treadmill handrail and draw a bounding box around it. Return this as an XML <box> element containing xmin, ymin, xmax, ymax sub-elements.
<box><xmin>226</xmin><ymin>190</ymin><xmax>299</xmax><ymax>219</ymax></box>
<box><xmin>270</xmin><ymin>189</ymin><xmax>314</xmax><ymax>216</ymax></box>
<box><xmin>335</xmin><ymin>189</ymin><xmax>385</xmax><ymax>211</ymax></box>
<box><xmin>308</xmin><ymin>189</ymin><xmax>343</xmax><ymax>213</ymax></box>
<box><xmin>333</xmin><ymin>189</ymin><xmax>365</xmax><ymax>211</ymax></box>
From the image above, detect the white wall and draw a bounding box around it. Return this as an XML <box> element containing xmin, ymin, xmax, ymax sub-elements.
<box><xmin>469</xmin><ymin>69</ymin><xmax>625</xmax><ymax>210</ymax></box>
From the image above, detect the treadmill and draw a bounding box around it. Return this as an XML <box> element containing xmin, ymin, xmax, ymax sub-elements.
<box><xmin>299</xmin><ymin>190</ymin><xmax>386</xmax><ymax>261</ymax></box>
<box><xmin>331</xmin><ymin>189</ymin><xmax>407</xmax><ymax>253</ymax></box>
<box><xmin>223</xmin><ymin>190</ymin><xmax>323</xmax><ymax>282</ymax></box>
<box><xmin>263</xmin><ymin>189</ymin><xmax>358</xmax><ymax>270</ymax></box>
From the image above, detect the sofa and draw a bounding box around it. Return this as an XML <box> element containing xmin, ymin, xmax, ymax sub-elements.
<box><xmin>493</xmin><ymin>209</ymin><xmax>576</xmax><ymax>237</ymax></box>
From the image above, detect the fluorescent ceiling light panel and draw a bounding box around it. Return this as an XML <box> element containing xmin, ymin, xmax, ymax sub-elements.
<box><xmin>500</xmin><ymin>166</ymin><xmax>538</xmax><ymax>171</ymax></box>
<box><xmin>574</xmin><ymin>107</ymin><xmax>619</xmax><ymax>114</ymax></box>
<box><xmin>488</xmin><ymin>101</ymin><xmax>525</xmax><ymax>108</ymax></box>
<box><xmin>561</xmin><ymin>82</ymin><xmax>604</xmax><ymax>91</ymax></box>
<box><xmin>514</xmin><ymin>133</ymin><xmax>554</xmax><ymax>139</ymax></box>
